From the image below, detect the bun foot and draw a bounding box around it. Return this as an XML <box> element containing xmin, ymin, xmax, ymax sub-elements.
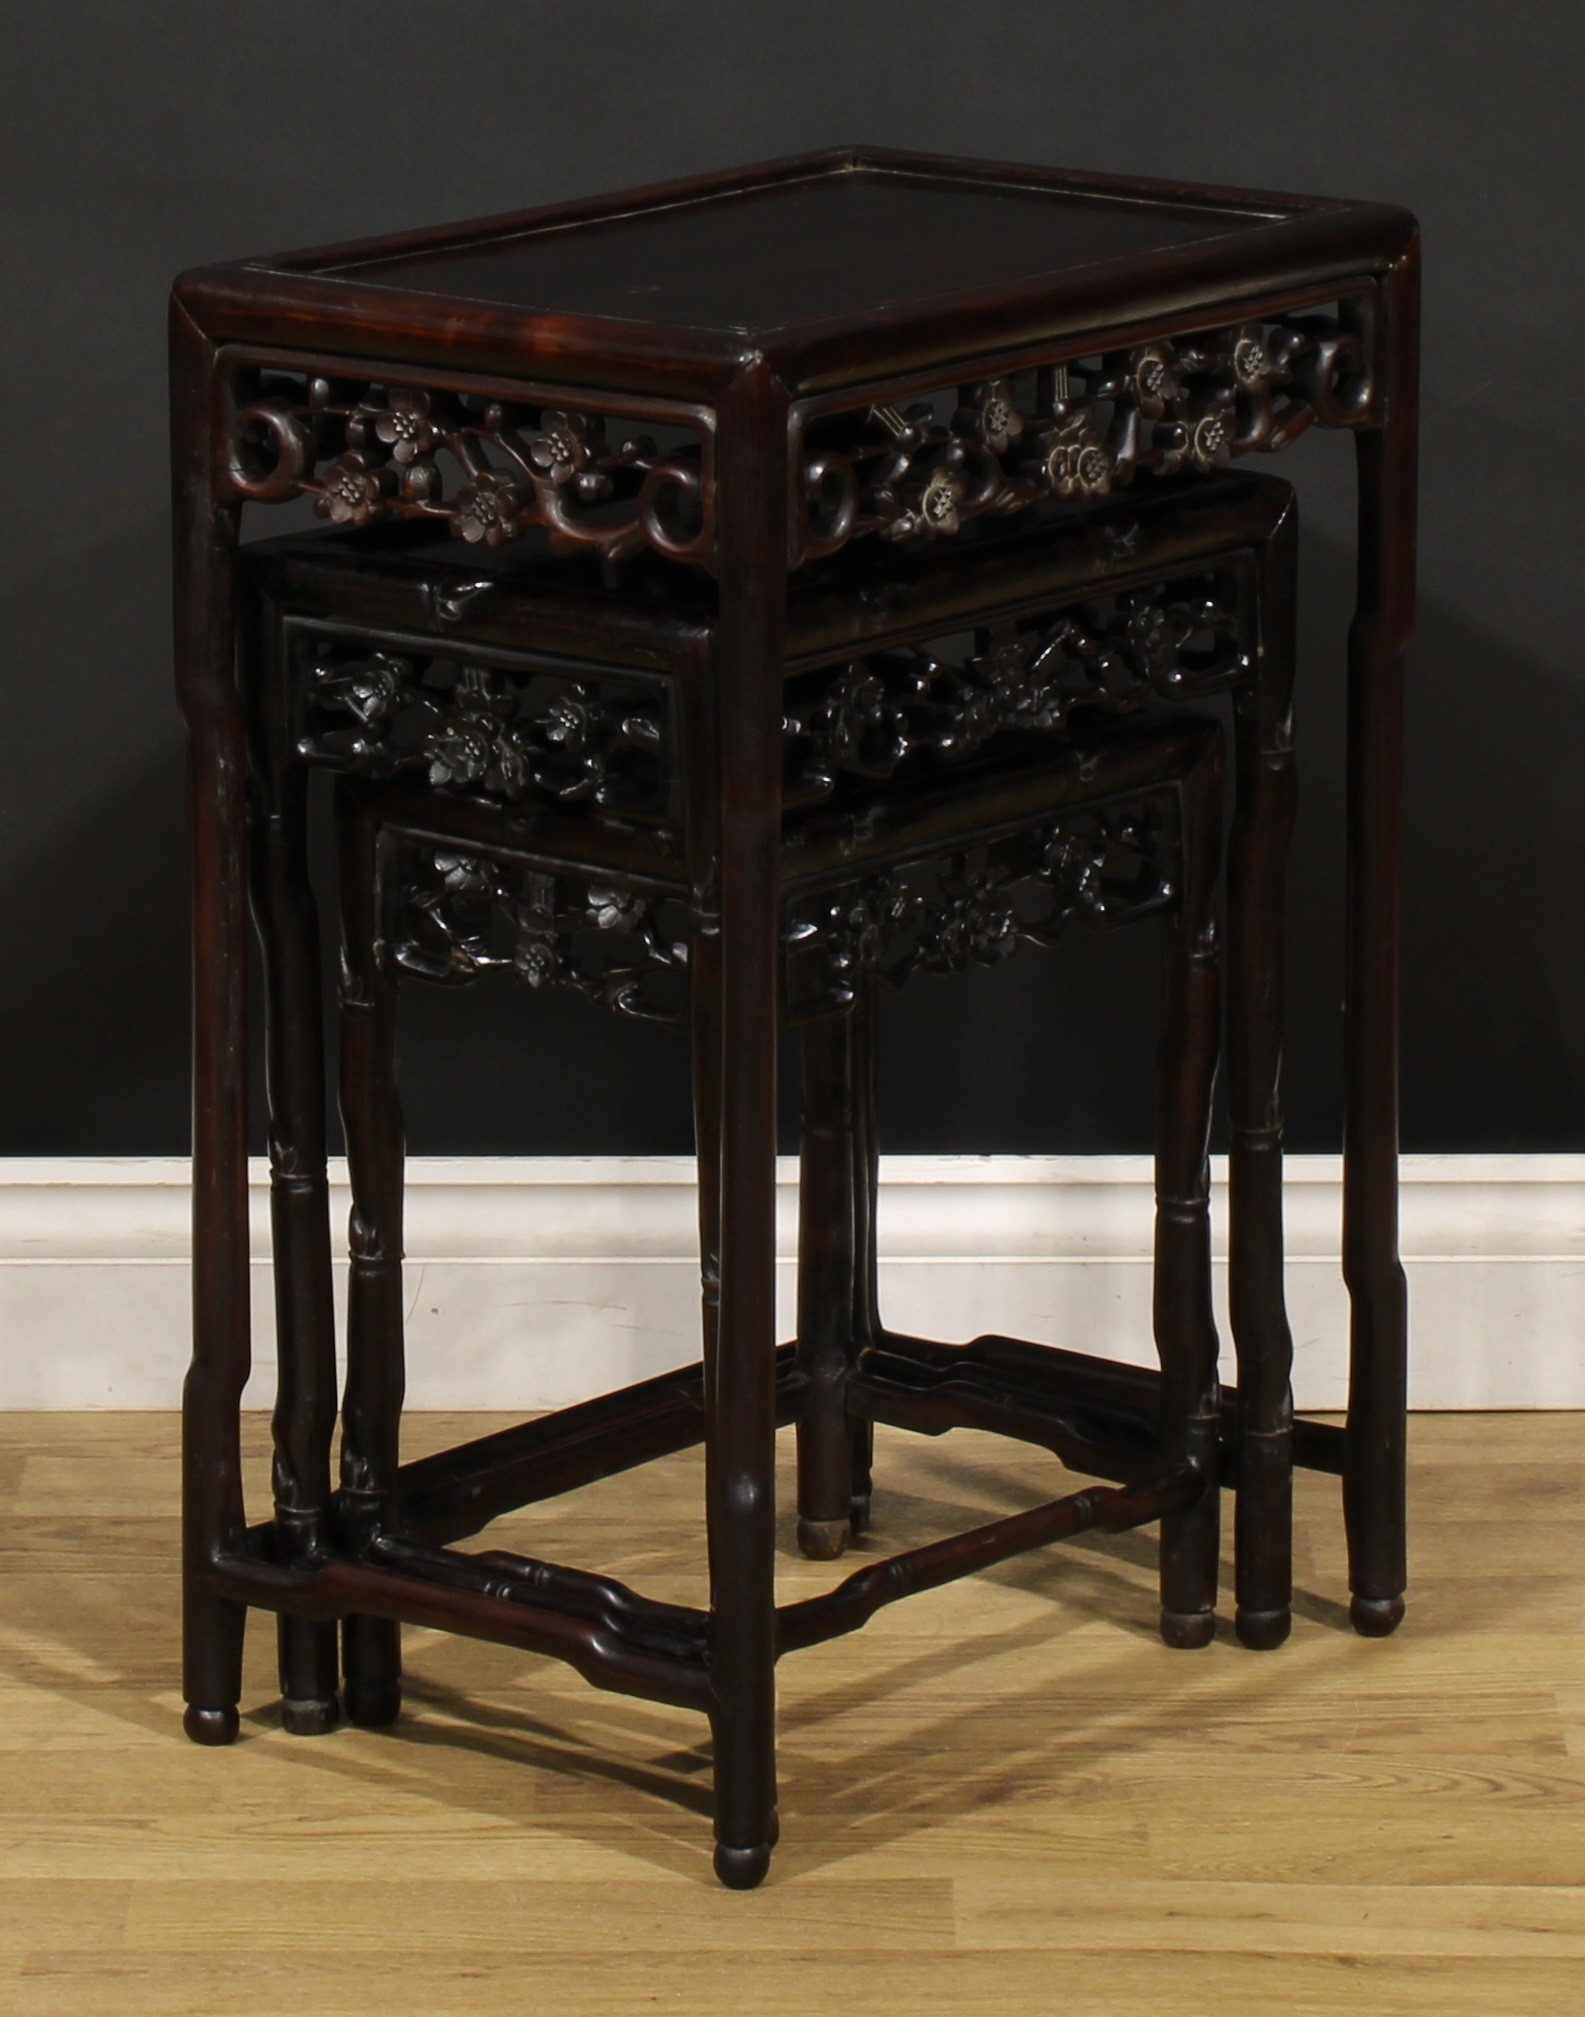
<box><xmin>1160</xmin><ymin>1608</ymin><xmax>1216</xmax><ymax>1649</ymax></box>
<box><xmin>1235</xmin><ymin>1606</ymin><xmax>1292</xmax><ymax>1651</ymax></box>
<box><xmin>714</xmin><ymin>1841</ymin><xmax>773</xmax><ymax>1890</ymax></box>
<box><xmin>1349</xmin><ymin>1593</ymin><xmax>1405</xmax><ymax>1638</ymax></box>
<box><xmin>183</xmin><ymin>1704</ymin><xmax>239</xmax><ymax>1747</ymax></box>
<box><xmin>343</xmin><ymin>1680</ymin><xmax>402</xmax><ymax>1728</ymax></box>
<box><xmin>282</xmin><ymin>1694</ymin><xmax>342</xmax><ymax>1736</ymax></box>
<box><xmin>797</xmin><ymin>1516</ymin><xmax>850</xmax><ymax>1561</ymax></box>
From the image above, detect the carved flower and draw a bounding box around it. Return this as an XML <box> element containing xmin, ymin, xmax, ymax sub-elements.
<box><xmin>1154</xmin><ymin>389</ymin><xmax>1238</xmax><ymax>477</ymax></box>
<box><xmin>451</xmin><ymin>471</ymin><xmax>523</xmax><ymax>546</ymax></box>
<box><xmin>938</xmin><ymin>633</ymin><xmax>1059</xmax><ymax>752</ymax></box>
<box><xmin>920</xmin><ymin>882</ymin><xmax>1021</xmax><ymax>971</ymax></box>
<box><xmin>977</xmin><ymin>635</ymin><xmax>1030</xmax><ymax>692</ymax></box>
<box><xmin>587</xmin><ymin>887</ymin><xmax>649</xmax><ymax>934</ymax></box>
<box><xmin>1228</xmin><ymin>324</ymin><xmax>1272</xmax><ymax>388</ymax></box>
<box><xmin>823</xmin><ymin>882</ymin><xmax>917</xmax><ymax>977</ymax></box>
<box><xmin>1125</xmin><ymin>601</ymin><xmax>1175</xmax><ymax>671</ymax></box>
<box><xmin>527</xmin><ymin>409</ymin><xmax>609</xmax><ymax>500</ymax></box>
<box><xmin>1034</xmin><ymin>410</ymin><xmax>1115</xmax><ymax>500</ymax></box>
<box><xmin>957</xmin><ymin>378</ymin><xmax>1025</xmax><ymax>456</ymax></box>
<box><xmin>1188</xmin><ymin>402</ymin><xmax>1236</xmax><ymax>470</ymax></box>
<box><xmin>513</xmin><ymin>933</ymin><xmax>559</xmax><ymax>988</ymax></box>
<box><xmin>540</xmin><ymin>688</ymin><xmax>597</xmax><ymax>750</ymax></box>
<box><xmin>943</xmin><ymin>684</ymin><xmax>1003</xmax><ymax>755</ymax></box>
<box><xmin>314</xmin><ymin>650</ymin><xmax>411</xmax><ymax>728</ymax></box>
<box><xmin>1127</xmin><ymin>342</ymin><xmax>1182</xmax><ymax>417</ymax></box>
<box><xmin>432</xmin><ymin>851</ymin><xmax>499</xmax><ymax>902</ymax></box>
<box><xmin>1009</xmin><ymin>649</ymin><xmax>1078</xmax><ymax>731</ymax></box>
<box><xmin>314</xmin><ymin>452</ymin><xmax>392</xmax><ymax>527</ymax></box>
<box><xmin>917</xmin><ymin>468</ymin><xmax>964</xmax><ymax>536</ymax></box>
<box><xmin>374</xmin><ymin>388</ymin><xmax>439</xmax><ymax>465</ymax></box>
<box><xmin>812</xmin><ymin>668</ymin><xmax>894</xmax><ymax>761</ymax></box>
<box><xmin>426</xmin><ymin>714</ymin><xmax>530</xmax><ymax>799</ymax></box>
<box><xmin>426</xmin><ymin>721</ymin><xmax>495</xmax><ymax>791</ymax></box>
<box><xmin>1039</xmin><ymin>829</ymin><xmax>1110</xmax><ymax>913</ymax></box>
<box><xmin>876</xmin><ymin>448</ymin><xmax>970</xmax><ymax>541</ymax></box>
<box><xmin>1121</xmin><ymin>595</ymin><xmax>1207</xmax><ymax>688</ymax></box>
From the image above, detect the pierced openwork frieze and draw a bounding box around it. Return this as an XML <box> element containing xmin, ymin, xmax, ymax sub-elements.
<box><xmin>225</xmin><ymin>311</ymin><xmax>1362</xmax><ymax>573</ymax></box>
<box><xmin>800</xmin><ymin>313</ymin><xmax>1371</xmax><ymax>561</ymax></box>
<box><xmin>225</xmin><ymin>369</ymin><xmax>711</xmax><ymax>565</ymax></box>
<box><xmin>390</xmin><ymin>799</ymin><xmax>1173</xmax><ymax>1026</ymax></box>
<box><xmin>782</xmin><ymin>806</ymin><xmax>1174</xmax><ymax>1014</ymax></box>
<box><xmin>393</xmin><ymin>848</ymin><xmax>692</xmax><ymax>1024</ymax></box>
<box><xmin>298</xmin><ymin>642</ymin><xmax>669</xmax><ymax>824</ymax></box>
<box><xmin>784</xmin><ymin>574</ymin><xmax>1244</xmax><ymax>808</ymax></box>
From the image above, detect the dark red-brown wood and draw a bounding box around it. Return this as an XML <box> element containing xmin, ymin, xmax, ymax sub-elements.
<box><xmin>172</xmin><ymin>150</ymin><xmax>1417</xmax><ymax>1888</ymax></box>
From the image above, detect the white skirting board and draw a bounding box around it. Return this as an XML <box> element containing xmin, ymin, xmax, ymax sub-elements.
<box><xmin>0</xmin><ymin>1154</ymin><xmax>1579</xmax><ymax>1411</ymax></box>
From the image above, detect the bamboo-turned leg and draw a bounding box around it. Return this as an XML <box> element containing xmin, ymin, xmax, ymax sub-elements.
<box><xmin>244</xmin><ymin>595</ymin><xmax>341</xmax><ymax>1731</ymax></box>
<box><xmin>1343</xmin><ymin>252</ymin><xmax>1419</xmax><ymax>1638</ymax></box>
<box><xmin>172</xmin><ymin>300</ymin><xmax>249</xmax><ymax>1746</ymax></box>
<box><xmin>691</xmin><ymin>881</ymin><xmax>724</xmax><ymax>1439</ymax></box>
<box><xmin>847</xmin><ymin>992</ymin><xmax>879</xmax><ymax>1534</ymax></box>
<box><xmin>335</xmin><ymin>785</ymin><xmax>406</xmax><ymax>1726</ymax></box>
<box><xmin>1156</xmin><ymin>736</ymin><xmax>1226</xmax><ymax>1649</ymax></box>
<box><xmin>796</xmin><ymin>1010</ymin><xmax>858</xmax><ymax>1560</ymax></box>
<box><xmin>1227</xmin><ymin>507</ymin><xmax>1299</xmax><ymax>1651</ymax></box>
<box><xmin>692</xmin><ymin>884</ymin><xmax>784</xmax><ymax>1839</ymax></box>
<box><xmin>706</xmin><ymin>363</ymin><xmax>787</xmax><ymax>1891</ymax></box>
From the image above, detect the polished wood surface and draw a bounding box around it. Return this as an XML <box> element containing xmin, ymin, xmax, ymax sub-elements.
<box><xmin>174</xmin><ymin>147</ymin><xmax>1417</xmax><ymax>1883</ymax></box>
<box><xmin>183</xmin><ymin>146</ymin><xmax>1414</xmax><ymax>394</ymax></box>
<box><xmin>0</xmin><ymin>1411</ymin><xmax>1577</xmax><ymax>2012</ymax></box>
<box><xmin>329</xmin><ymin>174</ymin><xmax>1262</xmax><ymax>328</ymax></box>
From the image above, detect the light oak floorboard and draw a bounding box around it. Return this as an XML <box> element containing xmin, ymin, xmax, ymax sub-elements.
<box><xmin>1</xmin><ymin>1410</ymin><xmax>1581</xmax><ymax>2015</ymax></box>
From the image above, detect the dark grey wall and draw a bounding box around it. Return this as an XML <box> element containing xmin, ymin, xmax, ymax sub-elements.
<box><xmin>3</xmin><ymin>1</ymin><xmax>1581</xmax><ymax>1154</ymax></box>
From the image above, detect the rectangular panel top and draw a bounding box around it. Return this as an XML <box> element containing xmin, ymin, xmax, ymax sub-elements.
<box><xmin>317</xmin><ymin>173</ymin><xmax>1264</xmax><ymax>332</ymax></box>
<box><xmin>176</xmin><ymin>149</ymin><xmax>1415</xmax><ymax>398</ymax></box>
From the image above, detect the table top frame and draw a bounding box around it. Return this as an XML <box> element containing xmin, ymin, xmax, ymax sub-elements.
<box><xmin>174</xmin><ymin>144</ymin><xmax>1416</xmax><ymax>401</ymax></box>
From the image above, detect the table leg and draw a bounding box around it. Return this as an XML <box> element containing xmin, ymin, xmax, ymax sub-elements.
<box><xmin>335</xmin><ymin>785</ymin><xmax>406</xmax><ymax>1723</ymax></box>
<box><xmin>706</xmin><ymin>363</ymin><xmax>787</xmax><ymax>1890</ymax></box>
<box><xmin>690</xmin><ymin>875</ymin><xmax>723</xmax><ymax>1447</ymax></box>
<box><xmin>1227</xmin><ymin>504</ymin><xmax>1299</xmax><ymax>1650</ymax></box>
<box><xmin>1157</xmin><ymin>737</ymin><xmax>1225</xmax><ymax>1648</ymax></box>
<box><xmin>1343</xmin><ymin>251</ymin><xmax>1420</xmax><ymax>1637</ymax></box>
<box><xmin>848</xmin><ymin>994</ymin><xmax>879</xmax><ymax>1534</ymax></box>
<box><xmin>243</xmin><ymin>593</ymin><xmax>341</xmax><ymax>1732</ymax></box>
<box><xmin>172</xmin><ymin>303</ymin><xmax>250</xmax><ymax>1746</ymax></box>
<box><xmin>796</xmin><ymin>1010</ymin><xmax>859</xmax><ymax>1560</ymax></box>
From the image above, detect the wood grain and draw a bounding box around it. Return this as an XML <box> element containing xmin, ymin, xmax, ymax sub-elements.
<box><xmin>5</xmin><ymin>1410</ymin><xmax>1573</xmax><ymax>2013</ymax></box>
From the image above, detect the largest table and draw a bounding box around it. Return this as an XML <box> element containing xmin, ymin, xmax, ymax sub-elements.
<box><xmin>169</xmin><ymin>149</ymin><xmax>1419</xmax><ymax>1739</ymax></box>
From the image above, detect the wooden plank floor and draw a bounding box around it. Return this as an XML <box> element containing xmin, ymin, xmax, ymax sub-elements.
<box><xmin>0</xmin><ymin>1411</ymin><xmax>1580</xmax><ymax>2014</ymax></box>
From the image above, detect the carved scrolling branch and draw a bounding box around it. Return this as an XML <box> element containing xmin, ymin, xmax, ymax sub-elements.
<box><xmin>798</xmin><ymin>313</ymin><xmax>1372</xmax><ymax>561</ymax></box>
<box><xmin>391</xmin><ymin>803</ymin><xmax>1172</xmax><ymax>1024</ymax></box>
<box><xmin>224</xmin><ymin>310</ymin><xmax>1368</xmax><ymax>571</ymax></box>
<box><xmin>225</xmin><ymin>373</ymin><xmax>712</xmax><ymax>566</ymax></box>
<box><xmin>299</xmin><ymin>572</ymin><xmax>1242</xmax><ymax>822</ymax></box>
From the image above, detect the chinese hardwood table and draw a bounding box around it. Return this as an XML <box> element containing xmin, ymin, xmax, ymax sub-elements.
<box><xmin>170</xmin><ymin>148</ymin><xmax>1418</xmax><ymax>1888</ymax></box>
